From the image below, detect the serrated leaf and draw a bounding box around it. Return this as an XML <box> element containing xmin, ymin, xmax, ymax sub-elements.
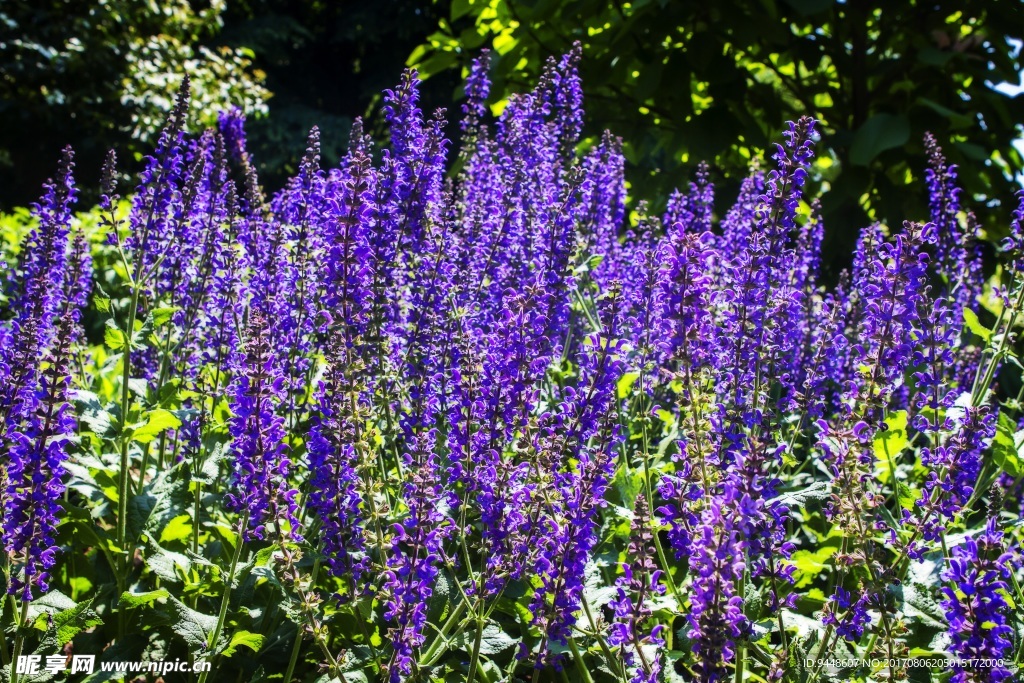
<box><xmin>901</xmin><ymin>582</ymin><xmax>947</xmax><ymax>629</ymax></box>
<box><xmin>769</xmin><ymin>481</ymin><xmax>831</xmax><ymax>508</ymax></box>
<box><xmin>993</xmin><ymin>411</ymin><xmax>1022</xmax><ymax>477</ymax></box>
<box><xmin>452</xmin><ymin>622</ymin><xmax>517</xmax><ymax>655</ymax></box>
<box><xmin>963</xmin><ymin>307</ymin><xmax>992</xmax><ymax>341</ymax></box>
<box><xmin>145</xmin><ymin>541</ymin><xmax>192</xmax><ymax>582</ymax></box>
<box><xmin>194</xmin><ymin>442</ymin><xmax>227</xmax><ymax>485</ymax></box>
<box><xmin>166</xmin><ymin>596</ymin><xmax>218</xmax><ymax>650</ymax></box>
<box><xmin>127</xmin><ymin>466</ymin><xmax>189</xmax><ymax>547</ymax></box>
<box><xmin>159</xmin><ymin>514</ymin><xmax>193</xmax><ymax>544</ymax></box>
<box><xmin>133</xmin><ymin>409</ymin><xmax>182</xmax><ymax>444</ymax></box>
<box><xmin>148</xmin><ymin>306</ymin><xmax>180</xmax><ymax>328</ymax></box>
<box><xmin>873</xmin><ymin>410</ymin><xmax>908</xmax><ymax>484</ymax></box>
<box><xmin>119</xmin><ymin>589</ymin><xmax>170</xmax><ymax>609</ymax></box>
<box><xmin>30</xmin><ymin>594</ymin><xmax>104</xmax><ymax>649</ymax></box>
<box><xmin>104</xmin><ymin>323</ymin><xmax>126</xmax><ymax>351</ymax></box>
<box><xmin>221</xmin><ymin>630</ymin><xmax>264</xmax><ymax>657</ymax></box>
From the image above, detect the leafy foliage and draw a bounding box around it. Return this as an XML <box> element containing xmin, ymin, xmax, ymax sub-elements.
<box><xmin>2</xmin><ymin>47</ymin><xmax>1024</xmax><ymax>683</ymax></box>
<box><xmin>410</xmin><ymin>0</ymin><xmax>1024</xmax><ymax>269</ymax></box>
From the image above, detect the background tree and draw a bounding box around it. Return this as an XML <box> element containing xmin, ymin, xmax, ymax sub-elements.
<box><xmin>0</xmin><ymin>0</ymin><xmax>459</xmax><ymax>209</ymax></box>
<box><xmin>218</xmin><ymin>0</ymin><xmax>460</xmax><ymax>193</ymax></box>
<box><xmin>0</xmin><ymin>0</ymin><xmax>268</xmax><ymax>208</ymax></box>
<box><xmin>409</xmin><ymin>0</ymin><xmax>1024</xmax><ymax>272</ymax></box>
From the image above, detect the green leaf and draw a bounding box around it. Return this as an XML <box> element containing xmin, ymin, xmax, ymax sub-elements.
<box><xmin>104</xmin><ymin>322</ymin><xmax>127</xmax><ymax>351</ymax></box>
<box><xmin>148</xmin><ymin>306</ymin><xmax>180</xmax><ymax>328</ymax></box>
<box><xmin>849</xmin><ymin>113</ymin><xmax>910</xmax><ymax>166</ymax></box>
<box><xmin>94</xmin><ymin>294</ymin><xmax>111</xmax><ymax>312</ymax></box>
<box><xmin>127</xmin><ymin>466</ymin><xmax>189</xmax><ymax>547</ymax></box>
<box><xmin>28</xmin><ymin>592</ymin><xmax>101</xmax><ymax>646</ymax></box>
<box><xmin>166</xmin><ymin>596</ymin><xmax>218</xmax><ymax>650</ymax></box>
<box><xmin>769</xmin><ymin>481</ymin><xmax>831</xmax><ymax>509</ymax></box>
<box><xmin>873</xmin><ymin>410</ymin><xmax>909</xmax><ymax>484</ymax></box>
<box><xmin>992</xmin><ymin>412</ymin><xmax>1022</xmax><ymax>477</ymax></box>
<box><xmin>119</xmin><ymin>588</ymin><xmax>170</xmax><ymax>609</ymax></box>
<box><xmin>451</xmin><ymin>0</ymin><xmax>474</xmax><ymax>21</ymax></box>
<box><xmin>963</xmin><ymin>308</ymin><xmax>992</xmax><ymax>341</ymax></box>
<box><xmin>145</xmin><ymin>541</ymin><xmax>192</xmax><ymax>582</ymax></box>
<box><xmin>159</xmin><ymin>514</ymin><xmax>193</xmax><ymax>544</ymax></box>
<box><xmin>617</xmin><ymin>371</ymin><xmax>640</xmax><ymax>399</ymax></box>
<box><xmin>790</xmin><ymin>547</ymin><xmax>836</xmax><ymax>588</ymax></box>
<box><xmin>221</xmin><ymin>630</ymin><xmax>265</xmax><ymax>657</ymax></box>
<box><xmin>194</xmin><ymin>442</ymin><xmax>228</xmax><ymax>485</ymax></box>
<box><xmin>133</xmin><ymin>409</ymin><xmax>182</xmax><ymax>444</ymax></box>
<box><xmin>452</xmin><ymin>622</ymin><xmax>518</xmax><ymax>655</ymax></box>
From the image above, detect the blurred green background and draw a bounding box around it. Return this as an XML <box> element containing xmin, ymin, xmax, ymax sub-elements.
<box><xmin>1</xmin><ymin>0</ymin><xmax>1022</xmax><ymax>273</ymax></box>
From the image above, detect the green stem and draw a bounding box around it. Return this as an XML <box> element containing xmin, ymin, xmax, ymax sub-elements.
<box><xmin>197</xmin><ymin>515</ymin><xmax>249</xmax><ymax>683</ymax></box>
<box><xmin>192</xmin><ymin>483</ymin><xmax>202</xmax><ymax>556</ymax></box>
<box><xmin>734</xmin><ymin>572</ymin><xmax>746</xmax><ymax>683</ymax></box>
<box><xmin>567</xmin><ymin>637</ymin><xmax>596</xmax><ymax>683</ymax></box>
<box><xmin>282</xmin><ymin>554</ymin><xmax>322</xmax><ymax>683</ymax></box>
<box><xmin>419</xmin><ymin>600</ymin><xmax>469</xmax><ymax>666</ymax></box>
<box><xmin>9</xmin><ymin>599</ymin><xmax>30</xmax><ymax>683</ymax></box>
<box><xmin>465</xmin><ymin>616</ymin><xmax>486</xmax><ymax>683</ymax></box>
<box><xmin>580</xmin><ymin>595</ymin><xmax>626</xmax><ymax>681</ymax></box>
<box><xmin>116</xmin><ymin>281</ymin><xmax>144</xmax><ymax>636</ymax></box>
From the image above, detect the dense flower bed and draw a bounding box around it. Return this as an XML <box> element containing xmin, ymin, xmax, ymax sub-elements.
<box><xmin>1</xmin><ymin>48</ymin><xmax>1022</xmax><ymax>683</ymax></box>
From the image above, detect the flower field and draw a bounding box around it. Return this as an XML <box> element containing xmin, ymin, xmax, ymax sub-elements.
<box><xmin>1</xmin><ymin>48</ymin><xmax>1022</xmax><ymax>683</ymax></box>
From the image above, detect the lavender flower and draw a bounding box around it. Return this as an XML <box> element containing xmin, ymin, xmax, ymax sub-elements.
<box><xmin>608</xmin><ymin>495</ymin><xmax>664</xmax><ymax>683</ymax></box>
<box><xmin>380</xmin><ymin>431</ymin><xmax>450</xmax><ymax>682</ymax></box>
<box><xmin>225</xmin><ymin>312</ymin><xmax>300</xmax><ymax>542</ymax></box>
<box><xmin>3</xmin><ymin>315</ymin><xmax>77</xmax><ymax>599</ymax></box>
<box><xmin>687</xmin><ymin>497</ymin><xmax>747</xmax><ymax>682</ymax></box>
<box><xmin>940</xmin><ymin>519</ymin><xmax>1015</xmax><ymax>683</ymax></box>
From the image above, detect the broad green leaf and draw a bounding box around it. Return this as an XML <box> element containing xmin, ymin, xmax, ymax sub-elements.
<box><xmin>104</xmin><ymin>323</ymin><xmax>127</xmax><ymax>351</ymax></box>
<box><xmin>992</xmin><ymin>412</ymin><xmax>1022</xmax><ymax>477</ymax></box>
<box><xmin>119</xmin><ymin>588</ymin><xmax>170</xmax><ymax>609</ymax></box>
<box><xmin>452</xmin><ymin>622</ymin><xmax>518</xmax><ymax>655</ymax></box>
<box><xmin>166</xmin><ymin>596</ymin><xmax>218</xmax><ymax>650</ymax></box>
<box><xmin>159</xmin><ymin>514</ymin><xmax>193</xmax><ymax>544</ymax></box>
<box><xmin>221</xmin><ymin>630</ymin><xmax>265</xmax><ymax>657</ymax></box>
<box><xmin>849</xmin><ymin>113</ymin><xmax>910</xmax><ymax>166</ymax></box>
<box><xmin>790</xmin><ymin>547</ymin><xmax>836</xmax><ymax>588</ymax></box>
<box><xmin>30</xmin><ymin>594</ymin><xmax>103</xmax><ymax>649</ymax></box>
<box><xmin>617</xmin><ymin>371</ymin><xmax>640</xmax><ymax>399</ymax></box>
<box><xmin>963</xmin><ymin>308</ymin><xmax>992</xmax><ymax>341</ymax></box>
<box><xmin>145</xmin><ymin>541</ymin><xmax>192</xmax><ymax>582</ymax></box>
<box><xmin>873</xmin><ymin>410</ymin><xmax>908</xmax><ymax>484</ymax></box>
<box><xmin>133</xmin><ymin>408</ymin><xmax>182</xmax><ymax>444</ymax></box>
<box><xmin>127</xmin><ymin>466</ymin><xmax>189</xmax><ymax>546</ymax></box>
<box><xmin>148</xmin><ymin>306</ymin><xmax>180</xmax><ymax>327</ymax></box>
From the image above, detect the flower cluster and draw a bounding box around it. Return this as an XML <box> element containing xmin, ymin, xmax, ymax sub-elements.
<box><xmin>1</xmin><ymin>46</ymin><xmax>1021</xmax><ymax>683</ymax></box>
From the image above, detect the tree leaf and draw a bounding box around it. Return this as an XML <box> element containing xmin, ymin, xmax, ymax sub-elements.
<box><xmin>849</xmin><ymin>113</ymin><xmax>910</xmax><ymax>166</ymax></box>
